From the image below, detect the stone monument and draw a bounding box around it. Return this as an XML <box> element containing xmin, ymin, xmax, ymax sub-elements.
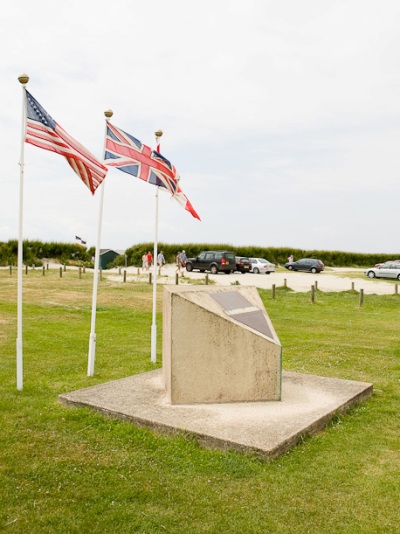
<box><xmin>162</xmin><ymin>285</ymin><xmax>282</xmax><ymax>404</ymax></box>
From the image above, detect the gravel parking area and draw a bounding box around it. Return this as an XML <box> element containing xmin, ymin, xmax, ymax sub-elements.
<box><xmin>106</xmin><ymin>264</ymin><xmax>398</xmax><ymax>296</ymax></box>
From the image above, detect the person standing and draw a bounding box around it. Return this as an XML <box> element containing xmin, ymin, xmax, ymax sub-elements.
<box><xmin>180</xmin><ymin>250</ymin><xmax>187</xmax><ymax>268</ymax></box>
<box><xmin>157</xmin><ymin>251</ymin><xmax>165</xmax><ymax>273</ymax></box>
<box><xmin>176</xmin><ymin>251</ymin><xmax>182</xmax><ymax>273</ymax></box>
<box><xmin>288</xmin><ymin>254</ymin><xmax>294</xmax><ymax>263</ymax></box>
<box><xmin>142</xmin><ymin>253</ymin><xmax>147</xmax><ymax>271</ymax></box>
<box><xmin>146</xmin><ymin>251</ymin><xmax>153</xmax><ymax>270</ymax></box>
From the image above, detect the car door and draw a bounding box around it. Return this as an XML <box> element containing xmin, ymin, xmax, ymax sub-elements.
<box><xmin>205</xmin><ymin>252</ymin><xmax>216</xmax><ymax>270</ymax></box>
<box><xmin>378</xmin><ymin>264</ymin><xmax>394</xmax><ymax>278</ymax></box>
<box><xmin>295</xmin><ymin>259</ymin><xmax>308</xmax><ymax>271</ymax></box>
<box><xmin>193</xmin><ymin>252</ymin><xmax>207</xmax><ymax>270</ymax></box>
<box><xmin>386</xmin><ymin>264</ymin><xmax>399</xmax><ymax>279</ymax></box>
<box><xmin>304</xmin><ymin>259</ymin><xmax>315</xmax><ymax>271</ymax></box>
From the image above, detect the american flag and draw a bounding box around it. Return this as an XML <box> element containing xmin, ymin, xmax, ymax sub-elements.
<box><xmin>25</xmin><ymin>91</ymin><xmax>107</xmax><ymax>195</ymax></box>
<box><xmin>104</xmin><ymin>122</ymin><xmax>200</xmax><ymax>220</ymax></box>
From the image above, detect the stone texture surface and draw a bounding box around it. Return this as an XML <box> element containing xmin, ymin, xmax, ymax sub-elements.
<box><xmin>59</xmin><ymin>369</ymin><xmax>372</xmax><ymax>459</ymax></box>
<box><xmin>162</xmin><ymin>285</ymin><xmax>282</xmax><ymax>404</ymax></box>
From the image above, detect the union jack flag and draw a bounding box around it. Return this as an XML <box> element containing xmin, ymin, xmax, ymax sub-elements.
<box><xmin>25</xmin><ymin>91</ymin><xmax>108</xmax><ymax>195</ymax></box>
<box><xmin>104</xmin><ymin>122</ymin><xmax>200</xmax><ymax>220</ymax></box>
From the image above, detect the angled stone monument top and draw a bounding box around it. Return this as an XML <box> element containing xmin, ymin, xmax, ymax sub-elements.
<box><xmin>162</xmin><ymin>285</ymin><xmax>282</xmax><ymax>405</ymax></box>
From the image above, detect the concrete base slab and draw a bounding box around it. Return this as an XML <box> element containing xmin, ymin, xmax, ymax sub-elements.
<box><xmin>59</xmin><ymin>370</ymin><xmax>372</xmax><ymax>459</ymax></box>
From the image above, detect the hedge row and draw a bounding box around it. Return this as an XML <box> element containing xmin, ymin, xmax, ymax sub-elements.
<box><xmin>1</xmin><ymin>240</ymin><xmax>398</xmax><ymax>268</ymax></box>
<box><xmin>119</xmin><ymin>243</ymin><xmax>399</xmax><ymax>269</ymax></box>
<box><xmin>0</xmin><ymin>240</ymin><xmax>93</xmax><ymax>267</ymax></box>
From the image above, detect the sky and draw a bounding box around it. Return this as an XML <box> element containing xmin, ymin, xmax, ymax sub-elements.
<box><xmin>1</xmin><ymin>0</ymin><xmax>400</xmax><ymax>254</ymax></box>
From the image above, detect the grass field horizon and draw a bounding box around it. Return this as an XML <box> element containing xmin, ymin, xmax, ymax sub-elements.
<box><xmin>1</xmin><ymin>268</ymin><xmax>399</xmax><ymax>532</ymax></box>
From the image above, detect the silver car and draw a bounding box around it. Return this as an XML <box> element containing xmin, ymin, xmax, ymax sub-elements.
<box><xmin>249</xmin><ymin>258</ymin><xmax>276</xmax><ymax>274</ymax></box>
<box><xmin>365</xmin><ymin>262</ymin><xmax>400</xmax><ymax>280</ymax></box>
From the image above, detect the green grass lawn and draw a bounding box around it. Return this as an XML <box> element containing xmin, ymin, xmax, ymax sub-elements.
<box><xmin>0</xmin><ymin>269</ymin><xmax>399</xmax><ymax>533</ymax></box>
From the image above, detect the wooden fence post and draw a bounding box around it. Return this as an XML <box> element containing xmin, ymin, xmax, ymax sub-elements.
<box><xmin>359</xmin><ymin>289</ymin><xmax>364</xmax><ymax>307</ymax></box>
<box><xmin>175</xmin><ymin>273</ymin><xmax>179</xmax><ymax>285</ymax></box>
<box><xmin>311</xmin><ymin>285</ymin><xmax>315</xmax><ymax>303</ymax></box>
<box><xmin>59</xmin><ymin>267</ymin><xmax>62</xmax><ymax>278</ymax></box>
<box><xmin>205</xmin><ymin>274</ymin><xmax>209</xmax><ymax>285</ymax></box>
<box><xmin>272</xmin><ymin>284</ymin><xmax>276</xmax><ymax>299</ymax></box>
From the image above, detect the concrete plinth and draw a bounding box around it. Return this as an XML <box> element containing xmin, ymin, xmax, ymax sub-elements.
<box><xmin>59</xmin><ymin>369</ymin><xmax>373</xmax><ymax>459</ymax></box>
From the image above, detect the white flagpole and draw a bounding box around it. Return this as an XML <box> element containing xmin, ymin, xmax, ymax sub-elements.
<box><xmin>16</xmin><ymin>73</ymin><xmax>29</xmax><ymax>391</ymax></box>
<box><xmin>87</xmin><ymin>109</ymin><xmax>113</xmax><ymax>376</ymax></box>
<box><xmin>151</xmin><ymin>129</ymin><xmax>163</xmax><ymax>363</ymax></box>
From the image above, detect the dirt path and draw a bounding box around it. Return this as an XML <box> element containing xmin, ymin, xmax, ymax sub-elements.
<box><xmin>104</xmin><ymin>264</ymin><xmax>397</xmax><ymax>296</ymax></box>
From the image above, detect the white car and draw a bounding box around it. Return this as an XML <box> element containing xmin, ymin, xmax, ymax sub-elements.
<box><xmin>249</xmin><ymin>258</ymin><xmax>276</xmax><ymax>274</ymax></box>
<box><xmin>365</xmin><ymin>262</ymin><xmax>400</xmax><ymax>280</ymax></box>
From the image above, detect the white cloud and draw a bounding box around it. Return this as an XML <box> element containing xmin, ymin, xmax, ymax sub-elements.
<box><xmin>2</xmin><ymin>0</ymin><xmax>400</xmax><ymax>253</ymax></box>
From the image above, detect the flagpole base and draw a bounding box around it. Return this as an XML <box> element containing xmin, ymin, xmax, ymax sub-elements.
<box><xmin>16</xmin><ymin>337</ymin><xmax>23</xmax><ymax>390</ymax></box>
<box><xmin>88</xmin><ymin>333</ymin><xmax>96</xmax><ymax>376</ymax></box>
<box><xmin>151</xmin><ymin>325</ymin><xmax>157</xmax><ymax>363</ymax></box>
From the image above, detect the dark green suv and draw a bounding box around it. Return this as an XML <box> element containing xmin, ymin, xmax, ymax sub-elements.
<box><xmin>185</xmin><ymin>250</ymin><xmax>236</xmax><ymax>274</ymax></box>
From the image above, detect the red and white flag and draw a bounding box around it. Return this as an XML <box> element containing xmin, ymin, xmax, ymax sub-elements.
<box><xmin>104</xmin><ymin>122</ymin><xmax>200</xmax><ymax>220</ymax></box>
<box><xmin>25</xmin><ymin>90</ymin><xmax>107</xmax><ymax>194</ymax></box>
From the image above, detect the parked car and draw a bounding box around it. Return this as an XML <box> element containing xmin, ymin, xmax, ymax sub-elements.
<box><xmin>374</xmin><ymin>260</ymin><xmax>400</xmax><ymax>267</ymax></box>
<box><xmin>235</xmin><ymin>256</ymin><xmax>251</xmax><ymax>273</ymax></box>
<box><xmin>365</xmin><ymin>262</ymin><xmax>400</xmax><ymax>280</ymax></box>
<box><xmin>284</xmin><ymin>258</ymin><xmax>324</xmax><ymax>273</ymax></box>
<box><xmin>249</xmin><ymin>258</ymin><xmax>276</xmax><ymax>274</ymax></box>
<box><xmin>185</xmin><ymin>250</ymin><xmax>236</xmax><ymax>274</ymax></box>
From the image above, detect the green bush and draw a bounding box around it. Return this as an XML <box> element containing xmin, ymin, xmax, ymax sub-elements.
<box><xmin>0</xmin><ymin>240</ymin><xmax>92</xmax><ymax>266</ymax></box>
<box><xmin>1</xmin><ymin>239</ymin><xmax>398</xmax><ymax>268</ymax></box>
<box><xmin>124</xmin><ymin>243</ymin><xmax>399</xmax><ymax>268</ymax></box>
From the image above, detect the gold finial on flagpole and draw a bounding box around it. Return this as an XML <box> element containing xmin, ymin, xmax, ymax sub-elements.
<box><xmin>155</xmin><ymin>129</ymin><xmax>163</xmax><ymax>140</ymax></box>
<box><xmin>104</xmin><ymin>109</ymin><xmax>113</xmax><ymax>119</ymax></box>
<box><xmin>18</xmin><ymin>73</ymin><xmax>29</xmax><ymax>85</ymax></box>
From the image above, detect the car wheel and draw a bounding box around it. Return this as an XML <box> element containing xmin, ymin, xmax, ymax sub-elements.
<box><xmin>397</xmin><ymin>274</ymin><xmax>400</xmax><ymax>281</ymax></box>
<box><xmin>186</xmin><ymin>263</ymin><xmax>193</xmax><ymax>272</ymax></box>
<box><xmin>199</xmin><ymin>270</ymin><xmax>205</xmax><ymax>273</ymax></box>
<box><xmin>367</xmin><ymin>271</ymin><xmax>375</xmax><ymax>278</ymax></box>
<box><xmin>226</xmin><ymin>271</ymin><xmax>231</xmax><ymax>274</ymax></box>
<box><xmin>210</xmin><ymin>265</ymin><xmax>218</xmax><ymax>275</ymax></box>
<box><xmin>288</xmin><ymin>265</ymin><xmax>293</xmax><ymax>270</ymax></box>
<box><xmin>265</xmin><ymin>272</ymin><xmax>271</xmax><ymax>275</ymax></box>
<box><xmin>311</xmin><ymin>267</ymin><xmax>317</xmax><ymax>274</ymax></box>
<box><xmin>254</xmin><ymin>267</ymin><xmax>259</xmax><ymax>274</ymax></box>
